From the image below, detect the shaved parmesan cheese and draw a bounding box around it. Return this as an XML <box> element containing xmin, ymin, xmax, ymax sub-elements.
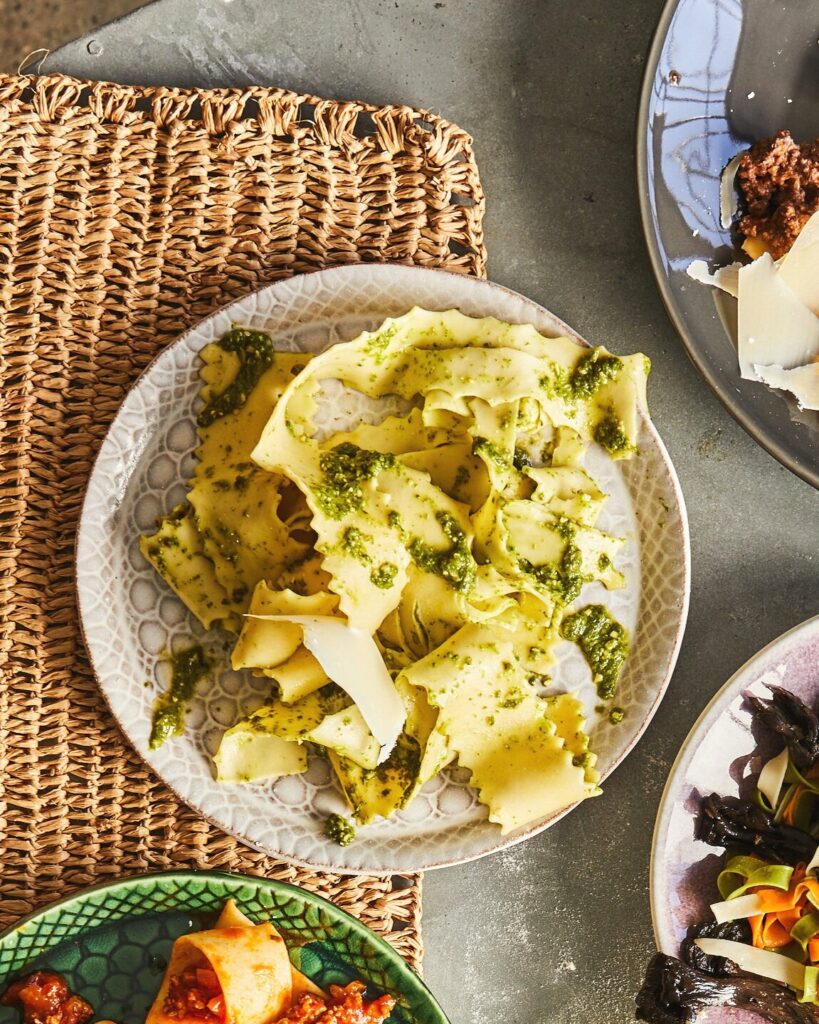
<box><xmin>737</xmin><ymin>253</ymin><xmax>819</xmax><ymax>378</ymax></box>
<box><xmin>720</xmin><ymin>153</ymin><xmax>743</xmax><ymax>229</ymax></box>
<box><xmin>232</xmin><ymin>586</ymin><xmax>339</xmax><ymax>672</ymax></box>
<box><xmin>686</xmin><ymin>259</ymin><xmax>740</xmax><ymax>298</ymax></box>
<box><xmin>694</xmin><ymin>939</ymin><xmax>805</xmax><ymax>991</ymax></box>
<box><xmin>754</xmin><ymin>362</ymin><xmax>819</xmax><ymax>411</ymax></box>
<box><xmin>246</xmin><ymin>615</ymin><xmax>405</xmax><ymax>763</ymax></box>
<box><xmin>687</xmin><ymin>209</ymin><xmax>819</xmax><ymax>409</ymax></box>
<box><xmin>757</xmin><ymin>747</ymin><xmax>789</xmax><ymax>810</ymax></box>
<box><xmin>779</xmin><ymin>210</ymin><xmax>819</xmax><ymax>315</ymax></box>
<box><xmin>807</xmin><ymin>846</ymin><xmax>819</xmax><ymax>874</ymax></box>
<box><xmin>709</xmin><ymin>892</ymin><xmax>766</xmax><ymax>924</ymax></box>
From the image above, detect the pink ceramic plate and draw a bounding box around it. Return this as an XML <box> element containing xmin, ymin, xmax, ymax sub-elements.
<box><xmin>650</xmin><ymin>615</ymin><xmax>819</xmax><ymax>1023</ymax></box>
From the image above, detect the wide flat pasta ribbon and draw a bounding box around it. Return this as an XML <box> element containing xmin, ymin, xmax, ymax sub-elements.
<box><xmin>401</xmin><ymin>619</ymin><xmax>599</xmax><ymax>833</ymax></box>
<box><xmin>145</xmin><ymin>912</ymin><xmax>292</xmax><ymax>1024</ymax></box>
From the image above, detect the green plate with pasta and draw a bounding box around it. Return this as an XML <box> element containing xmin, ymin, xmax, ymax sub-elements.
<box><xmin>0</xmin><ymin>871</ymin><xmax>446</xmax><ymax>1024</ymax></box>
<box><xmin>76</xmin><ymin>264</ymin><xmax>689</xmax><ymax>873</ymax></box>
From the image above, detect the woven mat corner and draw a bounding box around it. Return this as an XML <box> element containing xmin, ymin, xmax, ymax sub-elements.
<box><xmin>0</xmin><ymin>71</ymin><xmax>486</xmax><ymax>970</ymax></box>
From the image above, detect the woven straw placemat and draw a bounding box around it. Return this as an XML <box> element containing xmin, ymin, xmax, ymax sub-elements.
<box><xmin>0</xmin><ymin>72</ymin><xmax>486</xmax><ymax>969</ymax></box>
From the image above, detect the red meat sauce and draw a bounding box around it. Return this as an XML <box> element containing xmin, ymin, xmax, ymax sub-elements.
<box><xmin>4</xmin><ymin>970</ymin><xmax>393</xmax><ymax>1024</ymax></box>
<box><xmin>1</xmin><ymin>971</ymin><xmax>94</xmax><ymax>1024</ymax></box>
<box><xmin>276</xmin><ymin>982</ymin><xmax>394</xmax><ymax>1024</ymax></box>
<box><xmin>161</xmin><ymin>966</ymin><xmax>393</xmax><ymax>1024</ymax></box>
<box><xmin>164</xmin><ymin>968</ymin><xmax>225</xmax><ymax>1021</ymax></box>
<box><xmin>737</xmin><ymin>129</ymin><xmax>819</xmax><ymax>259</ymax></box>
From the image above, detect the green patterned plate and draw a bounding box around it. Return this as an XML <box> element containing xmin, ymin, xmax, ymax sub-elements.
<box><xmin>0</xmin><ymin>871</ymin><xmax>448</xmax><ymax>1024</ymax></box>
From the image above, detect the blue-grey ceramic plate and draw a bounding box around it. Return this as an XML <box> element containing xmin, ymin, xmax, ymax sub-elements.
<box><xmin>638</xmin><ymin>0</ymin><xmax>819</xmax><ymax>488</ymax></box>
<box><xmin>0</xmin><ymin>871</ymin><xmax>448</xmax><ymax>1024</ymax></box>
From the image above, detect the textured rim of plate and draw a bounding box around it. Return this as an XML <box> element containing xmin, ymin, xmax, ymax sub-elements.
<box><xmin>649</xmin><ymin>614</ymin><xmax>819</xmax><ymax>953</ymax></box>
<box><xmin>76</xmin><ymin>263</ymin><xmax>690</xmax><ymax>874</ymax></box>
<box><xmin>0</xmin><ymin>869</ymin><xmax>449</xmax><ymax>1023</ymax></box>
<box><xmin>636</xmin><ymin>0</ymin><xmax>819</xmax><ymax>490</ymax></box>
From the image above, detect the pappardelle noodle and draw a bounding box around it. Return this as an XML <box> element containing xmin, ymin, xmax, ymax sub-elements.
<box><xmin>141</xmin><ymin>308</ymin><xmax>650</xmax><ymax>837</ymax></box>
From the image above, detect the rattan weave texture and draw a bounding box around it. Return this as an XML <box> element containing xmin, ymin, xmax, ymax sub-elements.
<box><xmin>0</xmin><ymin>72</ymin><xmax>487</xmax><ymax>970</ymax></box>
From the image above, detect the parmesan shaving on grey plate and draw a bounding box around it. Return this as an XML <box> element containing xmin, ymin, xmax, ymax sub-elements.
<box><xmin>686</xmin><ymin>259</ymin><xmax>740</xmax><ymax>298</ymax></box>
<box><xmin>687</xmin><ymin>209</ymin><xmax>819</xmax><ymax>411</ymax></box>
<box><xmin>754</xmin><ymin>363</ymin><xmax>819</xmax><ymax>411</ymax></box>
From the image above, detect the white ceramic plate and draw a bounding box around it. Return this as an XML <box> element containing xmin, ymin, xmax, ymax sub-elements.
<box><xmin>650</xmin><ymin>615</ymin><xmax>819</xmax><ymax>1023</ymax></box>
<box><xmin>77</xmin><ymin>263</ymin><xmax>690</xmax><ymax>873</ymax></box>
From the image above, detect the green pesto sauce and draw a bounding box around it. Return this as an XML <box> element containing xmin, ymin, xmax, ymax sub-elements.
<box><xmin>143</xmin><ymin>505</ymin><xmax>187</xmax><ymax>574</ymax></box>
<box><xmin>324</xmin><ymin>813</ymin><xmax>356</xmax><ymax>847</ymax></box>
<box><xmin>370</xmin><ymin>562</ymin><xmax>398</xmax><ymax>589</ymax></box>
<box><xmin>572</xmin><ymin>751</ymin><xmax>594</xmax><ymax>769</ymax></box>
<box><xmin>343</xmin><ymin>733</ymin><xmax>422</xmax><ymax>822</ymax></box>
<box><xmin>551</xmin><ymin>515</ymin><xmax>576</xmax><ymax>542</ymax></box>
<box><xmin>594</xmin><ymin>414</ymin><xmax>634</xmax><ymax>456</ymax></box>
<box><xmin>340</xmin><ymin>526</ymin><xmax>371</xmax><ymax>563</ymax></box>
<box><xmin>561</xmin><ymin>605</ymin><xmax>630</xmax><ymax>700</ymax></box>
<box><xmin>372</xmin><ymin>733</ymin><xmax>422</xmax><ymax>800</ymax></box>
<box><xmin>388</xmin><ymin>510</ymin><xmax>406</xmax><ymax>537</ymax></box>
<box><xmin>569</xmin><ymin>351</ymin><xmax>623</xmax><ymax>398</ymax></box>
<box><xmin>539</xmin><ymin>350</ymin><xmax>623</xmax><ymax>402</ymax></box>
<box><xmin>518</xmin><ymin>519</ymin><xmax>584</xmax><ymax>605</ymax></box>
<box><xmin>519</xmin><ymin>541</ymin><xmax>584</xmax><ymax>606</ymax></box>
<box><xmin>609</xmin><ymin>706</ymin><xmax>625</xmax><ymax>725</ymax></box>
<box><xmin>363</xmin><ymin>323</ymin><xmax>399</xmax><ymax>364</ymax></box>
<box><xmin>149</xmin><ymin>645</ymin><xmax>210</xmax><ymax>749</ymax></box>
<box><xmin>144</xmin><ymin>536</ymin><xmax>177</xmax><ymax>572</ymax></box>
<box><xmin>539</xmin><ymin>364</ymin><xmax>573</xmax><ymax>401</ymax></box>
<box><xmin>472</xmin><ymin>436</ymin><xmax>510</xmax><ymax>470</ymax></box>
<box><xmin>392</xmin><ymin>732</ymin><xmax>422</xmax><ymax>787</ymax></box>
<box><xmin>314</xmin><ymin>443</ymin><xmax>396</xmax><ymax>520</ymax></box>
<box><xmin>453</xmin><ymin>466</ymin><xmax>471</xmax><ymax>497</ymax></box>
<box><xmin>512</xmin><ymin>447</ymin><xmax>532</xmax><ymax>470</ymax></box>
<box><xmin>201</xmin><ymin>522</ymin><xmax>242</xmax><ymax>567</ymax></box>
<box><xmin>499</xmin><ymin>687</ymin><xmax>525</xmax><ymax>709</ymax></box>
<box><xmin>234</xmin><ymin>472</ymin><xmax>251</xmax><ymax>493</ymax></box>
<box><xmin>197</xmin><ymin>328</ymin><xmax>274</xmax><ymax>427</ymax></box>
<box><xmin>408</xmin><ymin>512</ymin><xmax>477</xmax><ymax>593</ymax></box>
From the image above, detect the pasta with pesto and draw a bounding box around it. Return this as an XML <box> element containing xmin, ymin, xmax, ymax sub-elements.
<box><xmin>141</xmin><ymin>308</ymin><xmax>649</xmax><ymax>837</ymax></box>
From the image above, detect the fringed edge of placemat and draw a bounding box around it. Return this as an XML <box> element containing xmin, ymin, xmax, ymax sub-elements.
<box><xmin>0</xmin><ymin>72</ymin><xmax>486</xmax><ymax>278</ymax></box>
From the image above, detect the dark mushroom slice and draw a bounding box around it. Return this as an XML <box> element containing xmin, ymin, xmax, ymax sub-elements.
<box><xmin>682</xmin><ymin>919</ymin><xmax>752</xmax><ymax>974</ymax></box>
<box><xmin>636</xmin><ymin>952</ymin><xmax>819</xmax><ymax>1024</ymax></box>
<box><xmin>699</xmin><ymin>793</ymin><xmax>816</xmax><ymax>863</ymax></box>
<box><xmin>746</xmin><ymin>686</ymin><xmax>819</xmax><ymax>773</ymax></box>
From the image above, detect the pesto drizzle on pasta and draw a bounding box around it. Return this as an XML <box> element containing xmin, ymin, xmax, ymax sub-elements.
<box><xmin>141</xmin><ymin>308</ymin><xmax>651</xmax><ymax>837</ymax></box>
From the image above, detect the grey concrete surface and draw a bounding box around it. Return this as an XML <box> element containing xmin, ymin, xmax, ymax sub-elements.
<box><xmin>44</xmin><ymin>2</ymin><xmax>818</xmax><ymax>1021</ymax></box>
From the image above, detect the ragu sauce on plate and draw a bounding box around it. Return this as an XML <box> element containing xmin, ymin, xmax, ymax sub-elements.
<box><xmin>2</xmin><ymin>971</ymin><xmax>94</xmax><ymax>1024</ymax></box>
